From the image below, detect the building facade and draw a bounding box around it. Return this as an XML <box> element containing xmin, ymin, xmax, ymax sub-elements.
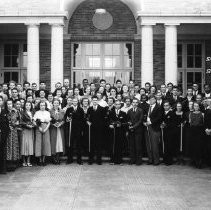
<box><xmin>0</xmin><ymin>0</ymin><xmax>211</xmax><ymax>93</ymax></box>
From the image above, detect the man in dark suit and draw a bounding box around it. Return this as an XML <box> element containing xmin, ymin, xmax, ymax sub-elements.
<box><xmin>144</xmin><ymin>95</ymin><xmax>162</xmax><ymax>165</ymax></box>
<box><xmin>87</xmin><ymin>96</ymin><xmax>105</xmax><ymax>165</ymax></box>
<box><xmin>127</xmin><ymin>98</ymin><xmax>144</xmax><ymax>165</ymax></box>
<box><xmin>65</xmin><ymin>98</ymin><xmax>84</xmax><ymax>165</ymax></box>
<box><xmin>202</xmin><ymin>84</ymin><xmax>211</xmax><ymax>99</ymax></box>
<box><xmin>109</xmin><ymin>100</ymin><xmax>127</xmax><ymax>165</ymax></box>
<box><xmin>79</xmin><ymin>79</ymin><xmax>89</xmax><ymax>96</ymax></box>
<box><xmin>168</xmin><ymin>86</ymin><xmax>183</xmax><ymax>110</ymax></box>
<box><xmin>161</xmin><ymin>100</ymin><xmax>175</xmax><ymax>165</ymax></box>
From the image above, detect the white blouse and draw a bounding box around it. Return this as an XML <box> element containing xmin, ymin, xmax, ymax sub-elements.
<box><xmin>33</xmin><ymin>110</ymin><xmax>51</xmax><ymax>123</ymax></box>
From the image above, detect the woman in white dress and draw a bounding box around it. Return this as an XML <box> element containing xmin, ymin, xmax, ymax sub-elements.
<box><xmin>50</xmin><ymin>99</ymin><xmax>65</xmax><ymax>164</ymax></box>
<box><xmin>33</xmin><ymin>101</ymin><xmax>51</xmax><ymax>166</ymax></box>
<box><xmin>21</xmin><ymin>101</ymin><xmax>34</xmax><ymax>167</ymax></box>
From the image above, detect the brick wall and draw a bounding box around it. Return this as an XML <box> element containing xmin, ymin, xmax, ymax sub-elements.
<box><xmin>68</xmin><ymin>0</ymin><xmax>137</xmax><ymax>40</ymax></box>
<box><xmin>153</xmin><ymin>40</ymin><xmax>165</xmax><ymax>87</ymax></box>
<box><xmin>40</xmin><ymin>39</ymin><xmax>51</xmax><ymax>88</ymax></box>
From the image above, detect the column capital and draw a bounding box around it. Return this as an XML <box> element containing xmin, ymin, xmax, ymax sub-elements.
<box><xmin>25</xmin><ymin>23</ymin><xmax>40</xmax><ymax>27</ymax></box>
<box><xmin>49</xmin><ymin>23</ymin><xmax>64</xmax><ymax>27</ymax></box>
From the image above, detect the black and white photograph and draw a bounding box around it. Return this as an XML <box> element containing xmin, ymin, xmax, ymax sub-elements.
<box><xmin>0</xmin><ymin>0</ymin><xmax>211</xmax><ymax>209</ymax></box>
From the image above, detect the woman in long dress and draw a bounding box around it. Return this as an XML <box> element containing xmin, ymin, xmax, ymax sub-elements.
<box><xmin>33</xmin><ymin>101</ymin><xmax>51</xmax><ymax>166</ymax></box>
<box><xmin>21</xmin><ymin>101</ymin><xmax>34</xmax><ymax>167</ymax></box>
<box><xmin>50</xmin><ymin>99</ymin><xmax>65</xmax><ymax>164</ymax></box>
<box><xmin>5</xmin><ymin>99</ymin><xmax>20</xmax><ymax>171</ymax></box>
<box><xmin>0</xmin><ymin>96</ymin><xmax>10</xmax><ymax>174</ymax></box>
<box><xmin>189</xmin><ymin>102</ymin><xmax>204</xmax><ymax>168</ymax></box>
<box><xmin>172</xmin><ymin>102</ymin><xmax>186</xmax><ymax>164</ymax></box>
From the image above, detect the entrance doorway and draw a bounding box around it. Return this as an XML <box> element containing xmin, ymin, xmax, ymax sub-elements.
<box><xmin>72</xmin><ymin>42</ymin><xmax>133</xmax><ymax>87</ymax></box>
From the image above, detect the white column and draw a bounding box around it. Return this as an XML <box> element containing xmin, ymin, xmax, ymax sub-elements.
<box><xmin>27</xmin><ymin>24</ymin><xmax>40</xmax><ymax>85</ymax></box>
<box><xmin>165</xmin><ymin>24</ymin><xmax>179</xmax><ymax>85</ymax></box>
<box><xmin>51</xmin><ymin>24</ymin><xmax>64</xmax><ymax>91</ymax></box>
<box><xmin>141</xmin><ymin>24</ymin><xmax>154</xmax><ymax>86</ymax></box>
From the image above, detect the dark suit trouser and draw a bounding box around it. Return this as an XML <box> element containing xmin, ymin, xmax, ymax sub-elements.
<box><xmin>163</xmin><ymin>128</ymin><xmax>174</xmax><ymax>164</ymax></box>
<box><xmin>145</xmin><ymin>126</ymin><xmax>160</xmax><ymax>164</ymax></box>
<box><xmin>111</xmin><ymin>128</ymin><xmax>123</xmax><ymax>164</ymax></box>
<box><xmin>66</xmin><ymin>126</ymin><xmax>82</xmax><ymax>161</ymax></box>
<box><xmin>129</xmin><ymin>131</ymin><xmax>142</xmax><ymax>163</ymax></box>
<box><xmin>89</xmin><ymin>126</ymin><xmax>102</xmax><ymax>162</ymax></box>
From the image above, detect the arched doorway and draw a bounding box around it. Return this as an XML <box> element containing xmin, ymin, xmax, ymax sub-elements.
<box><xmin>67</xmin><ymin>0</ymin><xmax>137</xmax><ymax>86</ymax></box>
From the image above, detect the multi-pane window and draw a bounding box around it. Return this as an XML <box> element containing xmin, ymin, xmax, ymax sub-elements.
<box><xmin>73</xmin><ymin>43</ymin><xmax>133</xmax><ymax>69</ymax></box>
<box><xmin>4</xmin><ymin>44</ymin><xmax>19</xmax><ymax>67</ymax></box>
<box><xmin>187</xmin><ymin>44</ymin><xmax>202</xmax><ymax>68</ymax></box>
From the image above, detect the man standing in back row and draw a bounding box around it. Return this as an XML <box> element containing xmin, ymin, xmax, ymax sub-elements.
<box><xmin>127</xmin><ymin>98</ymin><xmax>144</xmax><ymax>165</ymax></box>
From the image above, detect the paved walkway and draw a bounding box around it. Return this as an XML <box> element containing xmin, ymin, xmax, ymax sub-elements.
<box><xmin>0</xmin><ymin>163</ymin><xmax>211</xmax><ymax>210</ymax></box>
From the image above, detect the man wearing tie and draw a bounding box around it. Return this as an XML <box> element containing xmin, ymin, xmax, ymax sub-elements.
<box><xmin>87</xmin><ymin>96</ymin><xmax>105</xmax><ymax>165</ymax></box>
<box><xmin>64</xmin><ymin>98</ymin><xmax>84</xmax><ymax>165</ymax></box>
<box><xmin>109</xmin><ymin>100</ymin><xmax>127</xmax><ymax>165</ymax></box>
<box><xmin>127</xmin><ymin>98</ymin><xmax>144</xmax><ymax>165</ymax></box>
<box><xmin>144</xmin><ymin>95</ymin><xmax>162</xmax><ymax>165</ymax></box>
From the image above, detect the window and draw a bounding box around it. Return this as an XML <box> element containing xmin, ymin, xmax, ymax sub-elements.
<box><xmin>187</xmin><ymin>44</ymin><xmax>202</xmax><ymax>68</ymax></box>
<box><xmin>4</xmin><ymin>44</ymin><xmax>19</xmax><ymax>67</ymax></box>
<box><xmin>73</xmin><ymin>42</ymin><xmax>133</xmax><ymax>70</ymax></box>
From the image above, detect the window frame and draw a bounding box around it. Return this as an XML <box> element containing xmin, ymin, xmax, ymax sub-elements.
<box><xmin>177</xmin><ymin>41</ymin><xmax>205</xmax><ymax>95</ymax></box>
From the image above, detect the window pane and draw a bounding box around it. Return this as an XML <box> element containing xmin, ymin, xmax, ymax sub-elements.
<box><xmin>178</xmin><ymin>56</ymin><xmax>182</xmax><ymax>68</ymax></box>
<box><xmin>187</xmin><ymin>56</ymin><xmax>194</xmax><ymax>68</ymax></box>
<box><xmin>4</xmin><ymin>72</ymin><xmax>10</xmax><ymax>83</ymax></box>
<box><xmin>4</xmin><ymin>44</ymin><xmax>11</xmax><ymax>55</ymax></box>
<box><xmin>4</xmin><ymin>56</ymin><xmax>11</xmax><ymax>67</ymax></box>
<box><xmin>85</xmin><ymin>56</ymin><xmax>100</xmax><ymax>68</ymax></box>
<box><xmin>85</xmin><ymin>44</ymin><xmax>93</xmax><ymax>55</ymax></box>
<box><xmin>195</xmin><ymin>56</ymin><xmax>202</xmax><ymax>68</ymax></box>
<box><xmin>113</xmin><ymin>44</ymin><xmax>120</xmax><ymax>55</ymax></box>
<box><xmin>23</xmin><ymin>44</ymin><xmax>27</xmax><ymax>68</ymax></box>
<box><xmin>124</xmin><ymin>55</ymin><xmax>132</xmax><ymax>68</ymax></box>
<box><xmin>93</xmin><ymin>44</ymin><xmax>100</xmax><ymax>55</ymax></box>
<box><xmin>195</xmin><ymin>72</ymin><xmax>202</xmax><ymax>84</ymax></box>
<box><xmin>195</xmin><ymin>44</ymin><xmax>202</xmax><ymax>55</ymax></box>
<box><xmin>187</xmin><ymin>72</ymin><xmax>194</xmax><ymax>84</ymax></box>
<box><xmin>12</xmin><ymin>72</ymin><xmax>18</xmax><ymax>83</ymax></box>
<box><xmin>187</xmin><ymin>44</ymin><xmax>194</xmax><ymax>55</ymax></box>
<box><xmin>105</xmin><ymin>44</ymin><xmax>112</xmax><ymax>55</ymax></box>
<box><xmin>12</xmin><ymin>56</ymin><xmax>18</xmax><ymax>67</ymax></box>
<box><xmin>104</xmin><ymin>56</ymin><xmax>120</xmax><ymax>68</ymax></box>
<box><xmin>177</xmin><ymin>44</ymin><xmax>182</xmax><ymax>55</ymax></box>
<box><xmin>12</xmin><ymin>44</ymin><xmax>19</xmax><ymax>55</ymax></box>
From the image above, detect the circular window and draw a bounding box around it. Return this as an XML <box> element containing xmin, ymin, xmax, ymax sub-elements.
<box><xmin>92</xmin><ymin>10</ymin><xmax>113</xmax><ymax>30</ymax></box>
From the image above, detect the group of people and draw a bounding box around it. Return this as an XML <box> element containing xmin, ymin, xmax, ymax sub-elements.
<box><xmin>0</xmin><ymin>78</ymin><xmax>211</xmax><ymax>174</ymax></box>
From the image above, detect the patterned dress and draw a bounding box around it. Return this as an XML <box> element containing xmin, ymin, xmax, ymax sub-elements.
<box><xmin>6</xmin><ymin>109</ymin><xmax>20</xmax><ymax>161</ymax></box>
<box><xmin>50</xmin><ymin>108</ymin><xmax>65</xmax><ymax>155</ymax></box>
